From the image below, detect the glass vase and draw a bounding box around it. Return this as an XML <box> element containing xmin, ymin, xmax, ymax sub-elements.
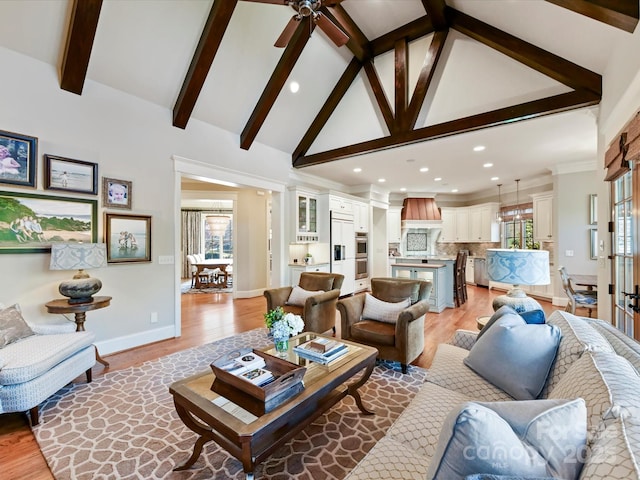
<box><xmin>274</xmin><ymin>337</ymin><xmax>289</xmax><ymax>357</ymax></box>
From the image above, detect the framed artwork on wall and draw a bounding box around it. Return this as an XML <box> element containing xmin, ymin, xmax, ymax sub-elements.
<box><xmin>105</xmin><ymin>213</ymin><xmax>151</xmax><ymax>263</ymax></box>
<box><xmin>0</xmin><ymin>129</ymin><xmax>37</xmax><ymax>188</ymax></box>
<box><xmin>44</xmin><ymin>154</ymin><xmax>98</xmax><ymax>194</ymax></box>
<box><xmin>590</xmin><ymin>228</ymin><xmax>597</xmax><ymax>260</ymax></box>
<box><xmin>589</xmin><ymin>194</ymin><xmax>597</xmax><ymax>225</ymax></box>
<box><xmin>102</xmin><ymin>177</ymin><xmax>132</xmax><ymax>209</ymax></box>
<box><xmin>0</xmin><ymin>190</ymin><xmax>97</xmax><ymax>254</ymax></box>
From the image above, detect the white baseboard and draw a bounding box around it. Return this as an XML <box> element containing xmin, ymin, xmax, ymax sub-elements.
<box><xmin>95</xmin><ymin>325</ymin><xmax>176</xmax><ymax>356</ymax></box>
<box><xmin>552</xmin><ymin>296</ymin><xmax>569</xmax><ymax>308</ymax></box>
<box><xmin>235</xmin><ymin>289</ymin><xmax>265</xmax><ymax>299</ymax></box>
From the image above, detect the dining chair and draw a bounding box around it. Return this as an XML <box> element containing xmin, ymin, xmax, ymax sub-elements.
<box><xmin>453</xmin><ymin>251</ymin><xmax>468</xmax><ymax>307</ymax></box>
<box><xmin>558</xmin><ymin>266</ymin><xmax>597</xmax><ymax>317</ymax></box>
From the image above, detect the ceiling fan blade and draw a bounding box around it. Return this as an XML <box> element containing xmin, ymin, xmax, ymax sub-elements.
<box><xmin>314</xmin><ymin>12</ymin><xmax>349</xmax><ymax>47</ymax></box>
<box><xmin>274</xmin><ymin>15</ymin><xmax>301</xmax><ymax>48</ymax></box>
<box><xmin>242</xmin><ymin>0</ymin><xmax>288</xmax><ymax>4</ymax></box>
<box><xmin>324</xmin><ymin>0</ymin><xmax>344</xmax><ymax>6</ymax></box>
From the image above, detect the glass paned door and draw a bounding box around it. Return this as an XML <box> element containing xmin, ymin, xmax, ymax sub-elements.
<box><xmin>612</xmin><ymin>170</ymin><xmax>636</xmax><ymax>338</ymax></box>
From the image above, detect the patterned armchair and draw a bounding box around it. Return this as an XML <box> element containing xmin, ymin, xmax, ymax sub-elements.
<box><xmin>0</xmin><ymin>303</ymin><xmax>96</xmax><ymax>425</ymax></box>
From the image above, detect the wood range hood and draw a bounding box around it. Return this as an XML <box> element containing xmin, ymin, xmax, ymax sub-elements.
<box><xmin>401</xmin><ymin>198</ymin><xmax>443</xmax><ymax>228</ymax></box>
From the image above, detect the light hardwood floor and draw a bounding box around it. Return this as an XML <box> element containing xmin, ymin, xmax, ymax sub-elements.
<box><xmin>0</xmin><ymin>286</ymin><xmax>561</xmax><ymax>479</ymax></box>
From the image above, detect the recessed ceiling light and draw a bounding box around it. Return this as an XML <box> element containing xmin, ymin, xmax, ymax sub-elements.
<box><xmin>483</xmin><ymin>163</ymin><xmax>493</xmax><ymax>168</ymax></box>
<box><xmin>353</xmin><ymin>167</ymin><xmax>362</xmax><ymax>173</ymax></box>
<box><xmin>451</xmin><ymin>189</ymin><xmax>459</xmax><ymax>193</ymax></box>
<box><xmin>434</xmin><ymin>177</ymin><xmax>442</xmax><ymax>182</ymax></box>
<box><xmin>491</xmin><ymin>176</ymin><xmax>499</xmax><ymax>181</ymax></box>
<box><xmin>289</xmin><ymin>81</ymin><xmax>300</xmax><ymax>93</ymax></box>
<box><xmin>378</xmin><ymin>178</ymin><xmax>386</xmax><ymax>183</ymax></box>
<box><xmin>473</xmin><ymin>145</ymin><xmax>486</xmax><ymax>152</ymax></box>
<box><xmin>400</xmin><ymin>187</ymin><xmax>407</xmax><ymax>192</ymax></box>
<box><xmin>419</xmin><ymin>167</ymin><xmax>429</xmax><ymax>172</ymax></box>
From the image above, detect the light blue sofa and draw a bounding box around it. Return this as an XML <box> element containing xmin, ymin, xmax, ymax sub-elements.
<box><xmin>346</xmin><ymin>310</ymin><xmax>640</xmax><ymax>479</ymax></box>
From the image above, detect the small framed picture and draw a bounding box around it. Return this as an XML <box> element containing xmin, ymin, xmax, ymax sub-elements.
<box><xmin>0</xmin><ymin>129</ymin><xmax>37</xmax><ymax>188</ymax></box>
<box><xmin>44</xmin><ymin>154</ymin><xmax>98</xmax><ymax>194</ymax></box>
<box><xmin>589</xmin><ymin>194</ymin><xmax>597</xmax><ymax>225</ymax></box>
<box><xmin>105</xmin><ymin>213</ymin><xmax>151</xmax><ymax>263</ymax></box>
<box><xmin>103</xmin><ymin>177</ymin><xmax>132</xmax><ymax>210</ymax></box>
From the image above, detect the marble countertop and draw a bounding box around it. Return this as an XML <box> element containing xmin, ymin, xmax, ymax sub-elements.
<box><xmin>391</xmin><ymin>262</ymin><xmax>446</xmax><ymax>269</ymax></box>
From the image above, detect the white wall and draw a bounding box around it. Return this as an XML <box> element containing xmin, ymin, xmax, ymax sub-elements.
<box><xmin>554</xmin><ymin>170</ymin><xmax>599</xmax><ymax>299</ymax></box>
<box><xmin>0</xmin><ymin>47</ymin><xmax>291</xmax><ymax>354</ymax></box>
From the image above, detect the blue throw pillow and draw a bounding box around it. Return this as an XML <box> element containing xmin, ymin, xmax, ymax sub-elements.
<box><xmin>465</xmin><ymin>475</ymin><xmax>558</xmax><ymax>480</ymax></box>
<box><xmin>427</xmin><ymin>398</ymin><xmax>587</xmax><ymax>480</ymax></box>
<box><xmin>464</xmin><ymin>314</ymin><xmax>561</xmax><ymax>400</ymax></box>
<box><xmin>519</xmin><ymin>309</ymin><xmax>546</xmax><ymax>324</ymax></box>
<box><xmin>477</xmin><ymin>306</ymin><xmax>546</xmax><ymax>340</ymax></box>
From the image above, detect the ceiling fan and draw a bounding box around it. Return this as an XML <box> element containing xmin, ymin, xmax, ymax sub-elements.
<box><xmin>246</xmin><ymin>0</ymin><xmax>349</xmax><ymax>48</ymax></box>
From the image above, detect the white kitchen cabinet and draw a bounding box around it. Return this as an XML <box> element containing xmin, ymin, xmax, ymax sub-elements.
<box><xmin>455</xmin><ymin>208</ymin><xmax>470</xmax><ymax>242</ymax></box>
<box><xmin>532</xmin><ymin>192</ymin><xmax>553</xmax><ymax>242</ymax></box>
<box><xmin>353</xmin><ymin>201</ymin><xmax>369</xmax><ymax>233</ymax></box>
<box><xmin>466</xmin><ymin>257</ymin><xmax>475</xmax><ymax>285</ymax></box>
<box><xmin>329</xmin><ymin>196</ymin><xmax>353</xmax><ymax>214</ymax></box>
<box><xmin>289</xmin><ymin>263</ymin><xmax>330</xmax><ymax>286</ymax></box>
<box><xmin>354</xmin><ymin>277</ymin><xmax>370</xmax><ymax>293</ymax></box>
<box><xmin>387</xmin><ymin>206</ymin><xmax>402</xmax><ymax>243</ymax></box>
<box><xmin>438</xmin><ymin>208</ymin><xmax>456</xmax><ymax>242</ymax></box>
<box><xmin>291</xmin><ymin>189</ymin><xmax>319</xmax><ymax>243</ymax></box>
<box><xmin>469</xmin><ymin>203</ymin><xmax>499</xmax><ymax>242</ymax></box>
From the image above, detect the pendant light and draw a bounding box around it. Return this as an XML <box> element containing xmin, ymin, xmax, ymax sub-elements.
<box><xmin>496</xmin><ymin>184</ymin><xmax>503</xmax><ymax>223</ymax></box>
<box><xmin>515</xmin><ymin>179</ymin><xmax>521</xmax><ymax>221</ymax></box>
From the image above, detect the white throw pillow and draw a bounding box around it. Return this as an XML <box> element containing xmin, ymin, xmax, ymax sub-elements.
<box><xmin>426</xmin><ymin>398</ymin><xmax>587</xmax><ymax>480</ymax></box>
<box><xmin>362</xmin><ymin>293</ymin><xmax>411</xmax><ymax>324</ymax></box>
<box><xmin>287</xmin><ymin>285</ymin><xmax>324</xmax><ymax>307</ymax></box>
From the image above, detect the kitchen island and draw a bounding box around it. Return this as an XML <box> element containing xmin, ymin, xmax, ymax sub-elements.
<box><xmin>390</xmin><ymin>262</ymin><xmax>454</xmax><ymax>313</ymax></box>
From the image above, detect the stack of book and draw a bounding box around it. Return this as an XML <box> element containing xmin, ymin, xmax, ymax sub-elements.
<box><xmin>293</xmin><ymin>337</ymin><xmax>348</xmax><ymax>365</ymax></box>
<box><xmin>214</xmin><ymin>350</ymin><xmax>274</xmax><ymax>386</ymax></box>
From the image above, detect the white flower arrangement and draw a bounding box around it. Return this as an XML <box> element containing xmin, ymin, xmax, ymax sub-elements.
<box><xmin>265</xmin><ymin>307</ymin><xmax>304</xmax><ymax>339</ymax></box>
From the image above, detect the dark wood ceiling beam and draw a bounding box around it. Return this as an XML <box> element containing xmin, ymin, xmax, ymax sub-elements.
<box><xmin>545</xmin><ymin>0</ymin><xmax>638</xmax><ymax>33</ymax></box>
<box><xmin>293</xmin><ymin>89</ymin><xmax>600</xmax><ymax>167</ymax></box>
<box><xmin>446</xmin><ymin>7</ymin><xmax>602</xmax><ymax>96</ymax></box>
<box><xmin>173</xmin><ymin>0</ymin><xmax>239</xmax><ymax>129</ymax></box>
<box><xmin>240</xmin><ymin>17</ymin><xmax>313</xmax><ymax>150</ymax></box>
<box><xmin>370</xmin><ymin>16</ymin><xmax>434</xmax><ymax>57</ymax></box>
<box><xmin>292</xmin><ymin>58</ymin><xmax>362</xmax><ymax>160</ymax></box>
<box><xmin>60</xmin><ymin>0</ymin><xmax>103</xmax><ymax>95</ymax></box>
<box><xmin>321</xmin><ymin>5</ymin><xmax>371</xmax><ymax>61</ymax></box>
<box><xmin>406</xmin><ymin>29</ymin><xmax>448</xmax><ymax>129</ymax></box>
<box><xmin>421</xmin><ymin>0</ymin><xmax>448</xmax><ymax>30</ymax></box>
<box><xmin>363</xmin><ymin>60</ymin><xmax>396</xmax><ymax>134</ymax></box>
<box><xmin>395</xmin><ymin>39</ymin><xmax>409</xmax><ymax>132</ymax></box>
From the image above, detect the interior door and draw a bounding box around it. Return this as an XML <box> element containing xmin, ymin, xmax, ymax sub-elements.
<box><xmin>613</xmin><ymin>168</ymin><xmax>637</xmax><ymax>339</ymax></box>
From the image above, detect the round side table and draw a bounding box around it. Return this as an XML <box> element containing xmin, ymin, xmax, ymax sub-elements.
<box><xmin>45</xmin><ymin>296</ymin><xmax>112</xmax><ymax>367</ymax></box>
<box><xmin>476</xmin><ymin>315</ymin><xmax>491</xmax><ymax>330</ymax></box>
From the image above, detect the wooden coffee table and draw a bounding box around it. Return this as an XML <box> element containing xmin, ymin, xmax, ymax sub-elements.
<box><xmin>169</xmin><ymin>333</ymin><xmax>378</xmax><ymax>478</ymax></box>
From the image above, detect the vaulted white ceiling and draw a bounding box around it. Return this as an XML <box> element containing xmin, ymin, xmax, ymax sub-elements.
<box><xmin>0</xmin><ymin>0</ymin><xmax>635</xmax><ymax>196</ymax></box>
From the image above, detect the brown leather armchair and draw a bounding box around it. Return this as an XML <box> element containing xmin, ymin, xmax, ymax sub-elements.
<box><xmin>337</xmin><ymin>277</ymin><xmax>432</xmax><ymax>373</ymax></box>
<box><xmin>264</xmin><ymin>272</ymin><xmax>345</xmax><ymax>334</ymax></box>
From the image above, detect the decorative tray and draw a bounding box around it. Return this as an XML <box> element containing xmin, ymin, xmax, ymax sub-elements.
<box><xmin>210</xmin><ymin>349</ymin><xmax>306</xmax><ymax>416</ymax></box>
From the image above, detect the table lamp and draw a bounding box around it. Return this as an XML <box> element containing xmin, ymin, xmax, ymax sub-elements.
<box><xmin>50</xmin><ymin>243</ymin><xmax>107</xmax><ymax>304</ymax></box>
<box><xmin>486</xmin><ymin>248</ymin><xmax>550</xmax><ymax>313</ymax></box>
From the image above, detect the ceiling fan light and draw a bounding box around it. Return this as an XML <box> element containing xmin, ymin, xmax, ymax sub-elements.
<box><xmin>297</xmin><ymin>0</ymin><xmax>316</xmax><ymax>17</ymax></box>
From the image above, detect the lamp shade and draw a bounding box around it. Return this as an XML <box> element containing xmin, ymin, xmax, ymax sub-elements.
<box><xmin>486</xmin><ymin>249</ymin><xmax>550</xmax><ymax>286</ymax></box>
<box><xmin>50</xmin><ymin>243</ymin><xmax>107</xmax><ymax>270</ymax></box>
<box><xmin>205</xmin><ymin>215</ymin><xmax>230</xmax><ymax>236</ymax></box>
<box><xmin>50</xmin><ymin>243</ymin><xmax>106</xmax><ymax>304</ymax></box>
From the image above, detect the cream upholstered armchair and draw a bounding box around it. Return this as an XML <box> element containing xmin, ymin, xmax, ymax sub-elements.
<box><xmin>0</xmin><ymin>303</ymin><xmax>96</xmax><ymax>425</ymax></box>
<box><xmin>337</xmin><ymin>278</ymin><xmax>432</xmax><ymax>373</ymax></box>
<box><xmin>264</xmin><ymin>272</ymin><xmax>344</xmax><ymax>334</ymax></box>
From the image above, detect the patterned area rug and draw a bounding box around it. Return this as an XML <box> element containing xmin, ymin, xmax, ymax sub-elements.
<box><xmin>32</xmin><ymin>329</ymin><xmax>427</xmax><ymax>479</ymax></box>
<box><xmin>180</xmin><ymin>281</ymin><xmax>232</xmax><ymax>294</ymax></box>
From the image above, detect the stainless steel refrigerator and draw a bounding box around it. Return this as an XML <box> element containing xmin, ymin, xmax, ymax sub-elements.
<box><xmin>330</xmin><ymin>211</ymin><xmax>355</xmax><ymax>296</ymax></box>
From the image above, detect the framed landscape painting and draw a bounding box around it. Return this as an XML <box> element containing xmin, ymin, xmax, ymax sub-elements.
<box><xmin>44</xmin><ymin>154</ymin><xmax>98</xmax><ymax>194</ymax></box>
<box><xmin>0</xmin><ymin>190</ymin><xmax>97</xmax><ymax>254</ymax></box>
<box><xmin>0</xmin><ymin>130</ymin><xmax>37</xmax><ymax>188</ymax></box>
<box><xmin>105</xmin><ymin>213</ymin><xmax>151</xmax><ymax>263</ymax></box>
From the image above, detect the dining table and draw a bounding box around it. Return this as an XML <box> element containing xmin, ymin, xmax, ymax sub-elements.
<box><xmin>194</xmin><ymin>259</ymin><xmax>233</xmax><ymax>289</ymax></box>
<box><xmin>570</xmin><ymin>274</ymin><xmax>597</xmax><ymax>291</ymax></box>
